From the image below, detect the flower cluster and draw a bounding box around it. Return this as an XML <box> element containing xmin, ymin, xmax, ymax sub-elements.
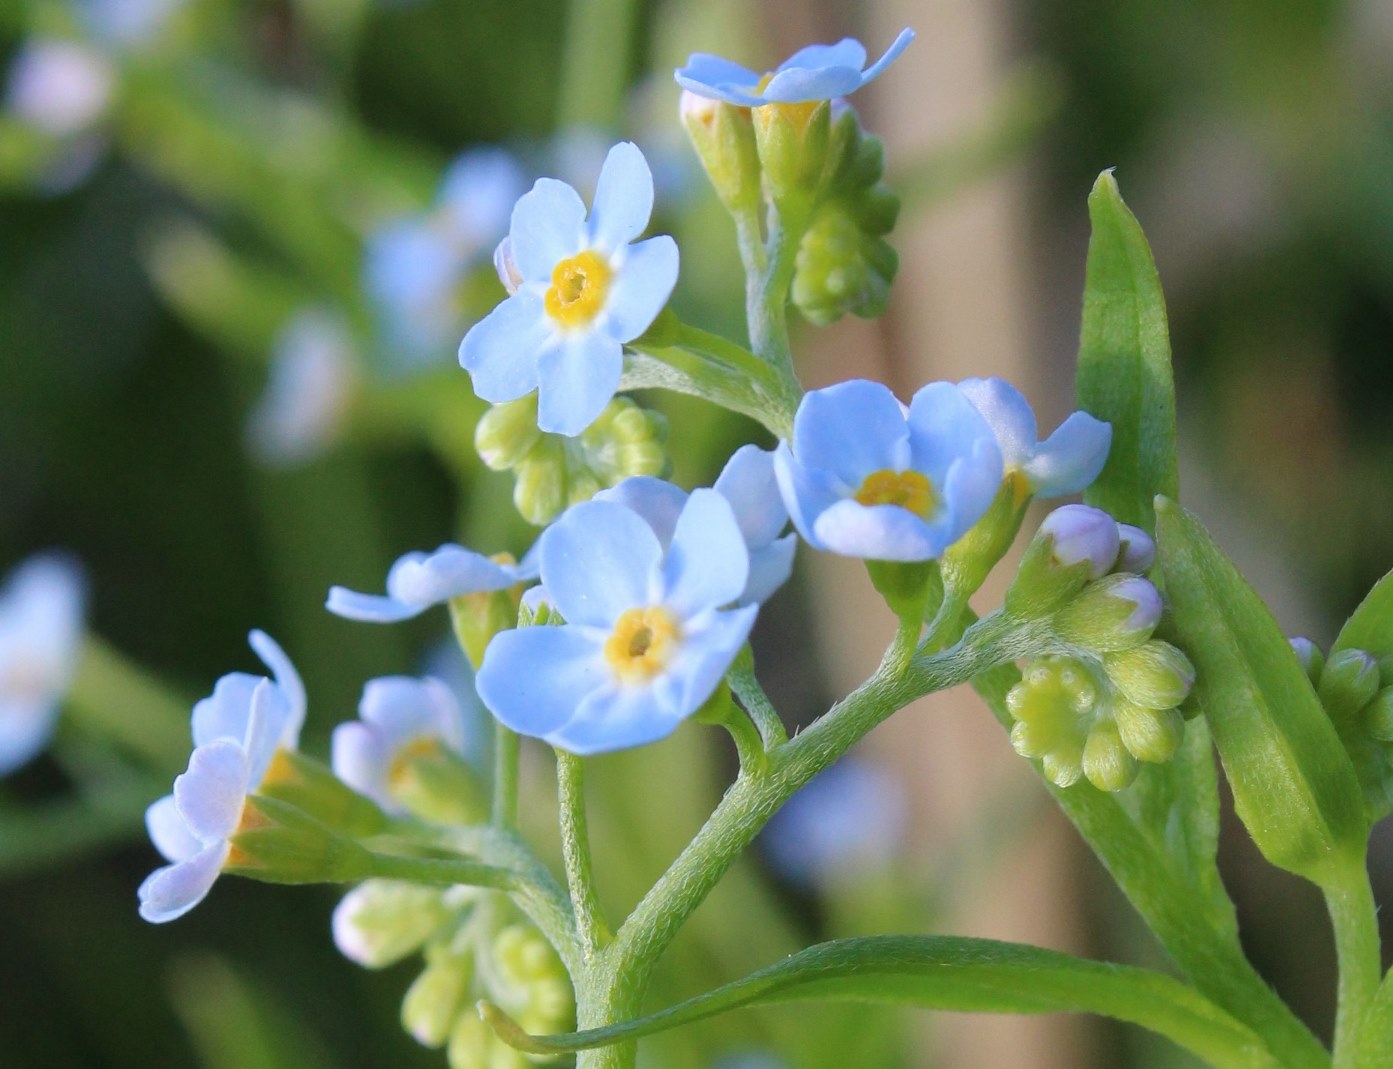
<box><xmin>1297</xmin><ymin>638</ymin><xmax>1393</xmax><ymax>821</ymax></box>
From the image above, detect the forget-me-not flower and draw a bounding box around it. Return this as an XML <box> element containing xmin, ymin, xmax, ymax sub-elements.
<box><xmin>957</xmin><ymin>377</ymin><xmax>1111</xmax><ymax>499</ymax></box>
<box><xmin>476</xmin><ymin>490</ymin><xmax>756</xmax><ymax>755</ymax></box>
<box><xmin>326</xmin><ymin>542</ymin><xmax>539</xmax><ymax>623</ymax></box>
<box><xmin>459</xmin><ymin>141</ymin><xmax>679</xmax><ymax>437</ymax></box>
<box><xmin>675</xmin><ymin>30</ymin><xmax>914</xmax><ymax>107</ymax></box>
<box><xmin>597</xmin><ymin>444</ymin><xmax>795</xmax><ymax>607</ymax></box>
<box><xmin>5</xmin><ymin>39</ymin><xmax>114</xmax><ymax>138</ymax></box>
<box><xmin>138</xmin><ymin>631</ymin><xmax>305</xmax><ymax>923</ymax></box>
<box><xmin>774</xmin><ymin>379</ymin><xmax>1003</xmax><ymax>561</ymax></box>
<box><xmin>331</xmin><ymin>676</ymin><xmax>466</xmax><ymax>813</ymax></box>
<box><xmin>246</xmin><ymin>309</ymin><xmax>357</xmax><ymax>467</ymax></box>
<box><xmin>0</xmin><ymin>553</ymin><xmax>85</xmax><ymax>775</ymax></box>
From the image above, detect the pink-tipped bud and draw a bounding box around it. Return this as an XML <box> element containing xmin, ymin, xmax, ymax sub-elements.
<box><xmin>1114</xmin><ymin>523</ymin><xmax>1155</xmax><ymax>573</ymax></box>
<box><xmin>1041</xmin><ymin>504</ymin><xmax>1120</xmax><ymax>579</ymax></box>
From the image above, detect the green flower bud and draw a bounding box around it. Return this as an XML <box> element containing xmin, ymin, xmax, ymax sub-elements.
<box><xmin>474</xmin><ymin>397</ymin><xmax>542</xmax><ymax>470</ymax></box>
<box><xmin>1006</xmin><ymin>504</ymin><xmax>1119</xmax><ymax>619</ymax></box>
<box><xmin>450</xmin><ymin>578</ymin><xmax>525</xmax><ymax>671</ymax></box>
<box><xmin>333</xmin><ymin>880</ymin><xmax>457</xmax><ymax>969</ymax></box>
<box><xmin>513</xmin><ymin>447</ymin><xmax>567</xmax><ymax>526</ymax></box>
<box><xmin>385</xmin><ymin>737</ymin><xmax>490</xmax><ymax>825</ymax></box>
<box><xmin>403</xmin><ymin>942</ymin><xmax>474</xmax><ymax>1049</ymax></box>
<box><xmin>791</xmin><ymin>202</ymin><xmax>896</xmax><ymax>325</ymax></box>
<box><xmin>680</xmin><ymin>90</ymin><xmax>761</xmax><ymax>213</ymax></box>
<box><xmin>1113</xmin><ymin>700</ymin><xmax>1185</xmax><ymax>764</ymax></box>
<box><xmin>482</xmin><ymin>924</ymin><xmax>573</xmax><ymax>1040</ymax></box>
<box><xmin>447</xmin><ymin>1013</ymin><xmax>490</xmax><ymax>1069</ymax></box>
<box><xmin>1317</xmin><ymin>648</ymin><xmax>1381</xmax><ymax>727</ymax></box>
<box><xmin>258</xmin><ymin>749</ymin><xmax>389</xmax><ymax>837</ymax></box>
<box><xmin>226</xmin><ymin>796</ymin><xmax>371</xmax><ymax>883</ymax></box>
<box><xmin>1365</xmin><ymin>687</ymin><xmax>1393</xmax><ymax>742</ymax></box>
<box><xmin>1054</xmin><ymin>574</ymin><xmax>1161</xmax><ymax>652</ymax></box>
<box><xmin>1082</xmin><ymin>718</ymin><xmax>1138</xmax><ymax>792</ymax></box>
<box><xmin>752</xmin><ymin>99</ymin><xmax>831</xmax><ymax>213</ymax></box>
<box><xmin>1103</xmin><ymin>640</ymin><xmax>1195</xmax><ymax>710</ymax></box>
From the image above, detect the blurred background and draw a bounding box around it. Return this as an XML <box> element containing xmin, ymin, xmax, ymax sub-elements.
<box><xmin>2</xmin><ymin>0</ymin><xmax>1392</xmax><ymax>1066</ymax></box>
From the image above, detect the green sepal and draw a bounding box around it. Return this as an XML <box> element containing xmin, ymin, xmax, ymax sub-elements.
<box><xmin>1076</xmin><ymin>171</ymin><xmax>1179</xmax><ymax>536</ymax></box>
<box><xmin>1155</xmin><ymin>496</ymin><xmax>1367</xmax><ymax>885</ymax></box>
<box><xmin>939</xmin><ymin>478</ymin><xmax>1029</xmax><ymax>604</ymax></box>
<box><xmin>481</xmin><ymin>936</ymin><xmax>1277</xmax><ymax>1069</ymax></box>
<box><xmin>865</xmin><ymin>559</ymin><xmax>937</xmax><ymax>625</ymax></box>
<box><xmin>257</xmin><ymin>749</ymin><xmax>389</xmax><ymax>838</ymax></box>
<box><xmin>450</xmin><ymin>588</ymin><xmax>521</xmax><ymax>671</ymax></box>
<box><xmin>226</xmin><ymin>796</ymin><xmax>373</xmax><ymax>884</ymax></box>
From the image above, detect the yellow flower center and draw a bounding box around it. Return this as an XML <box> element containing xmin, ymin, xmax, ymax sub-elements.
<box><xmin>604</xmin><ymin>606</ymin><xmax>681</xmax><ymax>684</ymax></box>
<box><xmin>544</xmin><ymin>249</ymin><xmax>612</xmax><ymax>328</ymax></box>
<box><xmin>853</xmin><ymin>469</ymin><xmax>936</xmax><ymax>518</ymax></box>
<box><xmin>388</xmin><ymin>736</ymin><xmax>443</xmax><ymax>788</ymax></box>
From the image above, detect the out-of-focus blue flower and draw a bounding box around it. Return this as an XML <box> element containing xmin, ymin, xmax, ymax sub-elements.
<box><xmin>331</xmin><ymin>676</ymin><xmax>465</xmax><ymax>812</ymax></box>
<box><xmin>139</xmin><ymin>631</ymin><xmax>304</xmax><ymax>923</ymax></box>
<box><xmin>761</xmin><ymin>758</ymin><xmax>905</xmax><ymax>890</ymax></box>
<box><xmin>596</xmin><ymin>445</ymin><xmax>795</xmax><ymax>607</ymax></box>
<box><xmin>326</xmin><ymin>543</ymin><xmax>539</xmax><ymax>624</ymax></box>
<box><xmin>0</xmin><ymin>554</ymin><xmax>85</xmax><ymax>775</ymax></box>
<box><xmin>246</xmin><ymin>309</ymin><xmax>357</xmax><ymax>467</ymax></box>
<box><xmin>774</xmin><ymin>379</ymin><xmax>1002</xmax><ymax>561</ymax></box>
<box><xmin>459</xmin><ymin>141</ymin><xmax>679</xmax><ymax>437</ymax></box>
<box><xmin>365</xmin><ymin>147</ymin><xmax>526</xmax><ymax>371</ymax></box>
<box><xmin>674</xmin><ymin>29</ymin><xmax>914</xmax><ymax>107</ymax></box>
<box><xmin>957</xmin><ymin>377</ymin><xmax>1111</xmax><ymax>499</ymax></box>
<box><xmin>476</xmin><ymin>491</ymin><xmax>756</xmax><ymax>755</ymax></box>
<box><xmin>5</xmin><ymin>39</ymin><xmax>113</xmax><ymax>137</ymax></box>
<box><xmin>78</xmin><ymin>0</ymin><xmax>186</xmax><ymax>48</ymax></box>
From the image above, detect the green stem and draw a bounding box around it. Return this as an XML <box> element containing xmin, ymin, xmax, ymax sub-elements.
<box><xmin>1327</xmin><ymin>859</ymin><xmax>1380</xmax><ymax>1068</ymax></box>
<box><xmin>493</xmin><ymin>725</ymin><xmax>520</xmax><ymax>830</ymax></box>
<box><xmin>557</xmin><ymin>751</ymin><xmax>610</xmax><ymax>959</ymax></box>
<box><xmin>748</xmin><ymin>203</ymin><xmax>803</xmax><ymax>382</ymax></box>
<box><xmin>554</xmin><ymin>0</ymin><xmax>640</xmax><ymax>130</ymax></box>
<box><xmin>727</xmin><ymin>647</ymin><xmax>787</xmax><ymax>749</ymax></box>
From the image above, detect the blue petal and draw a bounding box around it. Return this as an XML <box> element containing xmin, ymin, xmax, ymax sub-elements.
<box><xmin>792</xmin><ymin>379</ymin><xmax>910</xmax><ymax>489</ymax></box>
<box><xmin>773</xmin><ymin>441</ymin><xmax>843</xmax><ymax>551</ymax></box>
<box><xmin>535</xmin><ymin>329</ymin><xmax>623</xmax><ymax>436</ymax></box>
<box><xmin>359</xmin><ymin>675</ymin><xmax>462</xmax><ymax>751</ymax></box>
<box><xmin>146</xmin><ymin>794</ymin><xmax>201</xmax><ymax>863</ymax></box>
<box><xmin>742</xmin><ymin>533</ymin><xmax>797</xmax><ymax>606</ymax></box>
<box><xmin>438</xmin><ymin>148</ymin><xmax>525</xmax><ymax>247</ymax></box>
<box><xmin>249</xmin><ymin>630</ymin><xmax>304</xmax><ymax>740</ymax></box>
<box><xmin>661</xmin><ymin>603</ymin><xmax>758</xmax><ymax>717</ymax></box>
<box><xmin>905</xmin><ymin>381</ymin><xmax>1001</xmax><ymax>488</ymax></box>
<box><xmin>595</xmin><ymin>477</ymin><xmax>688</xmax><ymax>549</ymax></box>
<box><xmin>191</xmin><ymin>672</ymin><xmax>259</xmax><ymax>748</ymax></box>
<box><xmin>331</xmin><ymin>720</ymin><xmax>385</xmax><ymax>802</ymax></box>
<box><xmin>137</xmin><ymin>840</ymin><xmax>230</xmax><ymax>923</ymax></box>
<box><xmin>714</xmin><ymin>444</ymin><xmax>787</xmax><ymax>547</ymax></box>
<box><xmin>387</xmin><ymin>545</ymin><xmax>526</xmax><ymax>605</ymax></box>
<box><xmin>858</xmin><ymin>28</ymin><xmax>916</xmax><ymax>87</ymax></box>
<box><xmin>761</xmin><ymin>65</ymin><xmax>863</xmax><ymax>103</ymax></box>
<box><xmin>1025</xmin><ymin>411</ymin><xmax>1112</xmax><ymax>498</ymax></box>
<box><xmin>605</xmin><ymin>235</ymin><xmax>679</xmax><ymax>342</ymax></box>
<box><xmin>459</xmin><ymin>291</ymin><xmax>552</xmax><ymax>404</ymax></box>
<box><xmin>173</xmin><ymin>740</ymin><xmax>250</xmax><ymax>843</ymax></box>
<box><xmin>937</xmin><ymin>436</ymin><xmax>1006</xmax><ymax>546</ymax></box>
<box><xmin>508</xmin><ymin>177</ymin><xmax>588</xmax><ymax>281</ymax></box>
<box><xmin>547</xmin><ymin>683</ymin><xmax>687</xmax><ymax>755</ymax></box>
<box><xmin>587</xmin><ymin>142</ymin><xmax>654</xmax><ymax>253</ymax></box>
<box><xmin>661</xmin><ymin>489</ymin><xmax>749</xmax><ymax>617</ymax></box>
<box><xmin>812</xmin><ymin>500</ymin><xmax>942</xmax><ymax>561</ymax></box>
<box><xmin>540</xmin><ymin>500</ymin><xmax>663</xmax><ymax>626</ymax></box>
<box><xmin>673</xmin><ymin>54</ymin><xmax>764</xmax><ymax>106</ymax></box>
<box><xmin>476</xmin><ymin>625</ymin><xmax>607</xmax><ymax>738</ymax></box>
<box><xmin>776</xmin><ymin>38</ymin><xmax>868</xmax><ymax>74</ymax></box>
<box><xmin>325</xmin><ymin>587</ymin><xmax>422</xmax><ymax>623</ymax></box>
<box><xmin>242</xmin><ymin>680</ymin><xmax>296</xmax><ymax>785</ymax></box>
<box><xmin>957</xmin><ymin>376</ymin><xmax>1038</xmax><ymax>469</ymax></box>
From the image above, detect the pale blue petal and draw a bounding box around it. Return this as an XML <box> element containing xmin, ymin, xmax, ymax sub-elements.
<box><xmin>358</xmin><ymin>676</ymin><xmax>458</xmax><ymax>748</ymax></box>
<box><xmin>604</xmin><ymin>236</ymin><xmax>679</xmax><ymax>342</ymax></box>
<box><xmin>596</xmin><ymin>477</ymin><xmax>688</xmax><ymax>549</ymax></box>
<box><xmin>387</xmin><ymin>545</ymin><xmax>527</xmax><ymax>606</ymax></box>
<box><xmin>547</xmin><ymin>683</ymin><xmax>687</xmax><ymax>755</ymax></box>
<box><xmin>1025</xmin><ymin>411</ymin><xmax>1112</xmax><ymax>498</ymax></box>
<box><xmin>138</xmin><ymin>839</ymin><xmax>230</xmax><ymax>923</ymax></box>
<box><xmin>777</xmin><ymin>38</ymin><xmax>868</xmax><ymax>74</ymax></box>
<box><xmin>812</xmin><ymin>500</ymin><xmax>941</xmax><ymax>561</ymax></box>
<box><xmin>535</xmin><ymin>330</ymin><xmax>623</xmax><ymax>436</ymax></box>
<box><xmin>792</xmin><ymin>379</ymin><xmax>909</xmax><ymax>489</ymax></box>
<box><xmin>242</xmin><ymin>680</ymin><xmax>294</xmax><ymax>785</ymax></box>
<box><xmin>905</xmin><ymin>381</ymin><xmax>1000</xmax><ymax>487</ymax></box>
<box><xmin>663</xmin><ymin>604</ymin><xmax>758</xmax><ymax>714</ymax></box>
<box><xmin>476</xmin><ymin>625</ymin><xmax>607</xmax><ymax>738</ymax></box>
<box><xmin>761</xmin><ymin>66</ymin><xmax>863</xmax><ymax>103</ymax></box>
<box><xmin>858</xmin><ymin>28</ymin><xmax>916</xmax><ymax>86</ymax></box>
<box><xmin>331</xmin><ymin>720</ymin><xmax>385</xmax><ymax>801</ymax></box>
<box><xmin>661</xmin><ymin>489</ymin><xmax>749</xmax><ymax>617</ymax></box>
<box><xmin>146</xmin><ymin>794</ymin><xmax>201</xmax><ymax>863</ymax></box>
<box><xmin>459</xmin><ymin>291</ymin><xmax>551</xmax><ymax>403</ymax></box>
<box><xmin>540</xmin><ymin>501</ymin><xmax>662</xmax><ymax>627</ymax></box>
<box><xmin>191</xmin><ymin>672</ymin><xmax>259</xmax><ymax>748</ymax></box>
<box><xmin>742</xmin><ymin>534</ymin><xmax>797</xmax><ymax>606</ymax></box>
<box><xmin>325</xmin><ymin>587</ymin><xmax>422</xmax><ymax>622</ymax></box>
<box><xmin>439</xmin><ymin>148</ymin><xmax>525</xmax><ymax>246</ymax></box>
<box><xmin>957</xmin><ymin>377</ymin><xmax>1037</xmax><ymax>469</ymax></box>
<box><xmin>0</xmin><ymin>696</ymin><xmax>56</xmax><ymax>774</ymax></box>
<box><xmin>937</xmin><ymin>437</ymin><xmax>1006</xmax><ymax>546</ymax></box>
<box><xmin>509</xmin><ymin>178</ymin><xmax>588</xmax><ymax>281</ymax></box>
<box><xmin>173</xmin><ymin>740</ymin><xmax>250</xmax><ymax>843</ymax></box>
<box><xmin>773</xmin><ymin>442</ymin><xmax>843</xmax><ymax>551</ymax></box>
<box><xmin>249</xmin><ymin>630</ymin><xmax>304</xmax><ymax>740</ymax></box>
<box><xmin>714</xmin><ymin>444</ymin><xmax>787</xmax><ymax>547</ymax></box>
<box><xmin>587</xmin><ymin>142</ymin><xmax>654</xmax><ymax>253</ymax></box>
<box><xmin>673</xmin><ymin>54</ymin><xmax>764</xmax><ymax>106</ymax></box>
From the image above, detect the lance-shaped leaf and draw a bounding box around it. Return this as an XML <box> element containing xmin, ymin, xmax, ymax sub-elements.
<box><xmin>1156</xmin><ymin>496</ymin><xmax>1367</xmax><ymax>885</ymax></box>
<box><xmin>482</xmin><ymin>936</ymin><xmax>1276</xmax><ymax>1069</ymax></box>
<box><xmin>1333</xmin><ymin>567</ymin><xmax>1393</xmax><ymax>657</ymax></box>
<box><xmin>1076</xmin><ymin>170</ymin><xmax>1178</xmax><ymax>535</ymax></box>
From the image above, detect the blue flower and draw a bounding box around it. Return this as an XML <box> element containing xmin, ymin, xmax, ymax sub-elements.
<box><xmin>246</xmin><ymin>309</ymin><xmax>357</xmax><ymax>467</ymax></box>
<box><xmin>475</xmin><ymin>490</ymin><xmax>756</xmax><ymax>754</ymax></box>
<box><xmin>459</xmin><ymin>141</ymin><xmax>679</xmax><ymax>437</ymax></box>
<box><xmin>326</xmin><ymin>543</ymin><xmax>539</xmax><ymax>623</ymax></box>
<box><xmin>774</xmin><ymin>379</ymin><xmax>1003</xmax><ymax>561</ymax></box>
<box><xmin>5</xmin><ymin>39</ymin><xmax>113</xmax><ymax>137</ymax></box>
<box><xmin>139</xmin><ymin>631</ymin><xmax>305</xmax><ymax>923</ymax></box>
<box><xmin>331</xmin><ymin>676</ymin><xmax>466</xmax><ymax>813</ymax></box>
<box><xmin>957</xmin><ymin>377</ymin><xmax>1111</xmax><ymax>499</ymax></box>
<box><xmin>0</xmin><ymin>553</ymin><xmax>85</xmax><ymax>775</ymax></box>
<box><xmin>596</xmin><ymin>444</ymin><xmax>795</xmax><ymax>607</ymax></box>
<box><xmin>674</xmin><ymin>29</ymin><xmax>914</xmax><ymax>107</ymax></box>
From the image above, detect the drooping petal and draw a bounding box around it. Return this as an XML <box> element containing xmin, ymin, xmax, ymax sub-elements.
<box><xmin>714</xmin><ymin>444</ymin><xmax>788</xmax><ymax>547</ymax></box>
<box><xmin>661</xmin><ymin>489</ymin><xmax>749</xmax><ymax>617</ymax></box>
<box><xmin>476</xmin><ymin>625</ymin><xmax>607</xmax><ymax>738</ymax></box>
<box><xmin>546</xmin><ymin>682</ymin><xmax>688</xmax><ymax>755</ymax></box>
<box><xmin>146</xmin><ymin>794</ymin><xmax>202</xmax><ymax>863</ymax></box>
<box><xmin>173</xmin><ymin>740</ymin><xmax>250</xmax><ymax>843</ymax></box>
<box><xmin>190</xmin><ymin>672</ymin><xmax>259</xmax><ymax>748</ymax></box>
<box><xmin>792</xmin><ymin>379</ymin><xmax>910</xmax><ymax>490</ymax></box>
<box><xmin>508</xmin><ymin>178</ymin><xmax>588</xmax><ymax>281</ymax></box>
<box><xmin>596</xmin><ymin>477</ymin><xmax>689</xmax><ymax>549</ymax></box>
<box><xmin>137</xmin><ymin>839</ymin><xmax>231</xmax><ymax>923</ymax></box>
<box><xmin>811</xmin><ymin>500</ymin><xmax>942</xmax><ymax>561</ymax></box>
<box><xmin>587</xmin><ymin>142</ymin><xmax>655</xmax><ymax>254</ymax></box>
<box><xmin>540</xmin><ymin>500</ymin><xmax>662</xmax><ymax>627</ymax></box>
<box><xmin>776</xmin><ymin>38</ymin><xmax>868</xmax><ymax>74</ymax></box>
<box><xmin>1024</xmin><ymin>411</ymin><xmax>1112</xmax><ymax>498</ymax></box>
<box><xmin>604</xmin><ymin>235</ymin><xmax>679</xmax><ymax>342</ymax></box>
<box><xmin>743</xmin><ymin>534</ymin><xmax>797</xmax><ymax>606</ymax></box>
<box><xmin>857</xmin><ymin>28</ymin><xmax>916</xmax><ymax>86</ymax></box>
<box><xmin>534</xmin><ymin>329</ymin><xmax>623</xmax><ymax>436</ymax></box>
<box><xmin>957</xmin><ymin>377</ymin><xmax>1038</xmax><ymax>469</ymax></box>
<box><xmin>324</xmin><ymin>587</ymin><xmax>424</xmax><ymax>623</ymax></box>
<box><xmin>459</xmin><ymin>291</ymin><xmax>552</xmax><ymax>403</ymax></box>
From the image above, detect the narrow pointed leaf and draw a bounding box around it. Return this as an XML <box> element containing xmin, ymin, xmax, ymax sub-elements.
<box><xmin>1332</xmin><ymin>567</ymin><xmax>1393</xmax><ymax>656</ymax></box>
<box><xmin>1076</xmin><ymin>170</ymin><xmax>1178</xmax><ymax>535</ymax></box>
<box><xmin>483</xmin><ymin>936</ymin><xmax>1275</xmax><ymax>1069</ymax></box>
<box><xmin>1156</xmin><ymin>496</ymin><xmax>1366</xmax><ymax>885</ymax></box>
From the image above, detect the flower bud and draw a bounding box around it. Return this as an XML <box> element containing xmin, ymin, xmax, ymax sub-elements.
<box><xmin>791</xmin><ymin>202</ymin><xmax>896</xmax><ymax>325</ymax></box>
<box><xmin>1365</xmin><ymin>687</ymin><xmax>1393</xmax><ymax>743</ymax></box>
<box><xmin>1289</xmin><ymin>636</ymin><xmax>1325</xmax><ymax>687</ymax></box>
<box><xmin>680</xmin><ymin>90</ymin><xmax>761</xmax><ymax>213</ymax></box>
<box><xmin>475</xmin><ymin>398</ymin><xmax>542</xmax><ymax>470</ymax></box>
<box><xmin>1317</xmin><ymin>648</ymin><xmax>1381</xmax><ymax>727</ymax></box>
<box><xmin>1102</xmin><ymin>640</ymin><xmax>1194</xmax><ymax>710</ymax></box>
<box><xmin>1006</xmin><ymin>504</ymin><xmax>1119</xmax><ymax>619</ymax></box>
<box><xmin>332</xmin><ymin>880</ymin><xmax>456</xmax><ymax>968</ymax></box>
<box><xmin>403</xmin><ymin>943</ymin><xmax>474</xmax><ymax>1048</ymax></box>
<box><xmin>1114</xmin><ymin>523</ymin><xmax>1156</xmax><ymax>573</ymax></box>
<box><xmin>752</xmin><ymin>99</ymin><xmax>831</xmax><ymax>213</ymax></box>
<box><xmin>450</xmin><ymin>578</ymin><xmax>524</xmax><ymax>671</ymax></box>
<box><xmin>1082</xmin><ymin>718</ymin><xmax>1138</xmax><ymax>792</ymax></box>
<box><xmin>1054</xmin><ymin>574</ymin><xmax>1161</xmax><ymax>652</ymax></box>
<box><xmin>1113</xmin><ymin>700</ymin><xmax>1185</xmax><ymax>764</ymax></box>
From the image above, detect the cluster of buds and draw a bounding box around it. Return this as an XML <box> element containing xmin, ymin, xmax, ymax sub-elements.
<box><xmin>336</xmin><ymin>884</ymin><xmax>573</xmax><ymax>1069</ymax></box>
<box><xmin>1003</xmin><ymin>505</ymin><xmax>1196</xmax><ymax>792</ymax></box>
<box><xmin>1294</xmin><ymin>638</ymin><xmax>1393</xmax><ymax>821</ymax></box>
<box><xmin>474</xmin><ymin>394</ymin><xmax>670</xmax><ymax>526</ymax></box>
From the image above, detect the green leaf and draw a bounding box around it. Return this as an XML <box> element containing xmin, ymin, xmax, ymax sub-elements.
<box><xmin>1332</xmin><ymin>567</ymin><xmax>1393</xmax><ymax>656</ymax></box>
<box><xmin>483</xmin><ymin>936</ymin><xmax>1276</xmax><ymax>1069</ymax></box>
<box><xmin>1156</xmin><ymin>496</ymin><xmax>1367</xmax><ymax>885</ymax></box>
<box><xmin>1077</xmin><ymin>170</ymin><xmax>1179</xmax><ymax>534</ymax></box>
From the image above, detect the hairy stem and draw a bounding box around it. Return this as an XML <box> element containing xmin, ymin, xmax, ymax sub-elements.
<box><xmin>557</xmin><ymin>750</ymin><xmax>610</xmax><ymax>960</ymax></box>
